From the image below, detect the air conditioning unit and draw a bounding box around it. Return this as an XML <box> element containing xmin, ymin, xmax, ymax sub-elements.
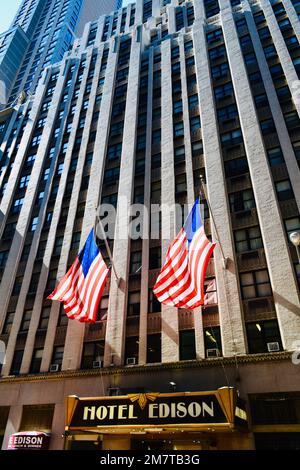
<box><xmin>49</xmin><ymin>364</ymin><xmax>59</xmax><ymax>372</ymax></box>
<box><xmin>126</xmin><ymin>357</ymin><xmax>136</xmax><ymax>365</ymax></box>
<box><xmin>92</xmin><ymin>360</ymin><xmax>103</xmax><ymax>369</ymax></box>
<box><xmin>267</xmin><ymin>342</ymin><xmax>280</xmax><ymax>352</ymax></box>
<box><xmin>206</xmin><ymin>348</ymin><xmax>220</xmax><ymax>358</ymax></box>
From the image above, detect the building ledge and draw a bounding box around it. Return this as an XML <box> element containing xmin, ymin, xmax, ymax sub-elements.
<box><xmin>0</xmin><ymin>351</ymin><xmax>292</xmax><ymax>384</ymax></box>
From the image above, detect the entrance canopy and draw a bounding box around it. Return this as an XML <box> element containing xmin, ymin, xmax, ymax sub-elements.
<box><xmin>65</xmin><ymin>387</ymin><xmax>247</xmax><ymax>435</ymax></box>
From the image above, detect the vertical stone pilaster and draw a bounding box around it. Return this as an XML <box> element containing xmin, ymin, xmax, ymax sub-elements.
<box><xmin>193</xmin><ymin>18</ymin><xmax>247</xmax><ymax>356</ymax></box>
<box><xmin>61</xmin><ymin>40</ymin><xmax>119</xmax><ymax>372</ymax></box>
<box><xmin>161</xmin><ymin>39</ymin><xmax>179</xmax><ymax>363</ymax></box>
<box><xmin>103</xmin><ymin>37</ymin><xmax>141</xmax><ymax>367</ymax></box>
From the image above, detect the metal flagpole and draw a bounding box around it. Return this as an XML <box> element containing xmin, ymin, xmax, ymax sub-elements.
<box><xmin>200</xmin><ymin>175</ymin><xmax>229</xmax><ymax>269</ymax></box>
<box><xmin>94</xmin><ymin>209</ymin><xmax>120</xmax><ymax>282</ymax></box>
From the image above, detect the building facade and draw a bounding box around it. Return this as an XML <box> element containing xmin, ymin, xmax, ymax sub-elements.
<box><xmin>0</xmin><ymin>0</ymin><xmax>118</xmax><ymax>108</ymax></box>
<box><xmin>0</xmin><ymin>0</ymin><xmax>300</xmax><ymax>450</ymax></box>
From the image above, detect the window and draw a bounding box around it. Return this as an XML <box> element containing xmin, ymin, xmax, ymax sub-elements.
<box><xmin>246</xmin><ymin>320</ymin><xmax>282</xmax><ymax>354</ymax></box>
<box><xmin>261</xmin><ymin>119</ymin><xmax>275</xmax><ymax>135</ymax></box>
<box><xmin>51</xmin><ymin>346</ymin><xmax>64</xmax><ymax>369</ymax></box>
<box><xmin>214</xmin><ymin>82</ymin><xmax>233</xmax><ymax>100</ymax></box>
<box><xmin>20</xmin><ymin>310</ymin><xmax>32</xmax><ymax>331</ymax></box>
<box><xmin>217</xmin><ymin>104</ymin><xmax>238</xmax><ymax>122</ymax></box>
<box><xmin>267</xmin><ymin>147</ymin><xmax>284</xmax><ymax>166</ymax></box>
<box><xmin>124</xmin><ymin>337</ymin><xmax>139</xmax><ymax>365</ymax></box>
<box><xmin>130</xmin><ymin>251</ymin><xmax>142</xmax><ymax>274</ymax></box>
<box><xmin>174</xmin><ymin>121</ymin><xmax>184</xmax><ymax>137</ymax></box>
<box><xmin>97</xmin><ymin>297</ymin><xmax>108</xmax><ymax>321</ymax></box>
<box><xmin>244</xmin><ymin>52</ymin><xmax>257</xmax><ymax>65</ymax></box>
<box><xmin>31</xmin><ymin>135</ymin><xmax>41</xmax><ymax>146</ymax></box>
<box><xmin>211</xmin><ymin>62</ymin><xmax>229</xmax><ymax>79</ymax></box>
<box><xmin>174</xmin><ymin>146</ymin><xmax>185</xmax><ymax>164</ymax></box>
<box><xmin>3</xmin><ymin>312</ymin><xmax>14</xmax><ymax>334</ymax></box>
<box><xmin>264</xmin><ymin>44</ymin><xmax>277</xmax><ymax>59</ymax></box>
<box><xmin>10</xmin><ymin>350</ymin><xmax>23</xmax><ymax>376</ymax></box>
<box><xmin>53</xmin><ymin>236</ymin><xmax>63</xmax><ymax>256</ymax></box>
<box><xmin>30</xmin><ymin>349</ymin><xmax>43</xmax><ymax>374</ymax></box>
<box><xmin>204</xmin><ymin>327</ymin><xmax>222</xmax><ymax>357</ymax></box>
<box><xmin>19</xmin><ymin>175</ymin><xmax>30</xmax><ymax>189</ymax></box>
<box><xmin>190</xmin><ymin>116</ymin><xmax>201</xmax><ymax>132</ymax></box>
<box><xmin>225</xmin><ymin>157</ymin><xmax>248</xmax><ymax>177</ymax></box>
<box><xmin>240</xmin><ymin>270</ymin><xmax>272</xmax><ymax>299</ymax></box>
<box><xmin>39</xmin><ymin>307</ymin><xmax>51</xmax><ymax>330</ymax></box>
<box><xmin>192</xmin><ymin>141</ymin><xmax>203</xmax><ymax>157</ymax></box>
<box><xmin>43</xmin><ymin>168</ymin><xmax>50</xmax><ymax>181</ymax></box>
<box><xmin>173</xmin><ymin>100</ymin><xmax>183</xmax><ymax>114</ymax></box>
<box><xmin>31</xmin><ymin>217</ymin><xmax>39</xmax><ymax>232</ymax></box>
<box><xmin>209</xmin><ymin>45</ymin><xmax>225</xmax><ymax>61</ymax></box>
<box><xmin>0</xmin><ymin>251</ymin><xmax>8</xmax><ymax>268</ymax></box>
<box><xmin>148</xmin><ymin>289</ymin><xmax>161</xmax><ymax>313</ymax></box>
<box><xmin>12</xmin><ymin>198</ymin><xmax>24</xmax><ymax>213</ymax></box>
<box><xmin>276</xmin><ymin>180</ymin><xmax>294</xmax><ymax>201</ymax></box>
<box><xmin>81</xmin><ymin>341</ymin><xmax>104</xmax><ymax>369</ymax></box>
<box><xmin>255</xmin><ymin>94</ymin><xmax>269</xmax><ymax>108</ymax></box>
<box><xmin>71</xmin><ymin>232</ymin><xmax>81</xmax><ymax>251</ymax></box>
<box><xmin>147</xmin><ymin>334</ymin><xmax>161</xmax><ymax>363</ymax></box>
<box><xmin>221</xmin><ymin>129</ymin><xmax>243</xmax><ymax>147</ymax></box>
<box><xmin>234</xmin><ymin>227</ymin><xmax>263</xmax><ymax>252</ymax></box>
<box><xmin>127</xmin><ymin>292</ymin><xmax>140</xmax><ymax>316</ymax></box>
<box><xmin>179</xmin><ymin>330</ymin><xmax>196</xmax><ymax>360</ymax></box>
<box><xmin>285</xmin><ymin>217</ymin><xmax>300</xmax><ymax>237</ymax></box>
<box><xmin>107</xmin><ymin>143</ymin><xmax>122</xmax><ymax>160</ymax></box>
<box><xmin>229</xmin><ymin>189</ymin><xmax>255</xmax><ymax>212</ymax></box>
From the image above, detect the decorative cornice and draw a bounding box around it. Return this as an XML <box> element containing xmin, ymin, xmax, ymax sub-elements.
<box><xmin>0</xmin><ymin>351</ymin><xmax>292</xmax><ymax>384</ymax></box>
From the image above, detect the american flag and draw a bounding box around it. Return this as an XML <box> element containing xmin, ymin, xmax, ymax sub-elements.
<box><xmin>153</xmin><ymin>199</ymin><xmax>216</xmax><ymax>309</ymax></box>
<box><xmin>48</xmin><ymin>229</ymin><xmax>109</xmax><ymax>323</ymax></box>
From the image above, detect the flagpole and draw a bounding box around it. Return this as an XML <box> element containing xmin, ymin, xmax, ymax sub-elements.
<box><xmin>200</xmin><ymin>175</ymin><xmax>228</xmax><ymax>269</ymax></box>
<box><xmin>94</xmin><ymin>209</ymin><xmax>120</xmax><ymax>282</ymax></box>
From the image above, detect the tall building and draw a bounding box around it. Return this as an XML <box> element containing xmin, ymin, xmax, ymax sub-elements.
<box><xmin>0</xmin><ymin>0</ymin><xmax>300</xmax><ymax>451</ymax></box>
<box><xmin>0</xmin><ymin>0</ymin><xmax>118</xmax><ymax>108</ymax></box>
<box><xmin>76</xmin><ymin>0</ymin><xmax>123</xmax><ymax>36</ymax></box>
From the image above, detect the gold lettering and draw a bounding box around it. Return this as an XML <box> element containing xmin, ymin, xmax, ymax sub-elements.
<box><xmin>118</xmin><ymin>405</ymin><xmax>128</xmax><ymax>419</ymax></box>
<box><xmin>202</xmin><ymin>401</ymin><xmax>214</xmax><ymax>417</ymax></box>
<box><xmin>128</xmin><ymin>404</ymin><xmax>138</xmax><ymax>419</ymax></box>
<box><xmin>148</xmin><ymin>403</ymin><xmax>158</xmax><ymax>418</ymax></box>
<box><xmin>96</xmin><ymin>406</ymin><xmax>108</xmax><ymax>420</ymax></box>
<box><xmin>83</xmin><ymin>406</ymin><xmax>96</xmax><ymax>420</ymax></box>
<box><xmin>176</xmin><ymin>402</ymin><xmax>187</xmax><ymax>418</ymax></box>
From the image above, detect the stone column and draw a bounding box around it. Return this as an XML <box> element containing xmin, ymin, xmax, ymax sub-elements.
<box><xmin>193</xmin><ymin>11</ymin><xmax>247</xmax><ymax>356</ymax></box>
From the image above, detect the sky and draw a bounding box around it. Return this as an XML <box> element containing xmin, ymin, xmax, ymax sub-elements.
<box><xmin>0</xmin><ymin>0</ymin><xmax>21</xmax><ymax>34</ymax></box>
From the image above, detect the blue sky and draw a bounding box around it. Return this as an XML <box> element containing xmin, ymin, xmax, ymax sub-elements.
<box><xmin>0</xmin><ymin>1</ymin><xmax>21</xmax><ymax>34</ymax></box>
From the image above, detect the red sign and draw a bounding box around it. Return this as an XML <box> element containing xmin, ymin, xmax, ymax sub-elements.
<box><xmin>8</xmin><ymin>432</ymin><xmax>50</xmax><ymax>450</ymax></box>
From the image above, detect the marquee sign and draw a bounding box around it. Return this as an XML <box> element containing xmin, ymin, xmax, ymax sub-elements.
<box><xmin>66</xmin><ymin>387</ymin><xmax>247</xmax><ymax>431</ymax></box>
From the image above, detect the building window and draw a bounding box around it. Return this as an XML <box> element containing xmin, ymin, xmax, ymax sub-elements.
<box><xmin>224</xmin><ymin>157</ymin><xmax>248</xmax><ymax>177</ymax></box>
<box><xmin>179</xmin><ymin>330</ymin><xmax>196</xmax><ymax>360</ymax></box>
<box><xmin>124</xmin><ymin>336</ymin><xmax>139</xmax><ymax>365</ymax></box>
<box><xmin>0</xmin><ymin>251</ymin><xmax>8</xmax><ymax>268</ymax></box>
<box><xmin>174</xmin><ymin>121</ymin><xmax>184</xmax><ymax>138</ymax></box>
<box><xmin>130</xmin><ymin>251</ymin><xmax>142</xmax><ymax>274</ymax></box>
<box><xmin>19</xmin><ymin>175</ymin><xmax>30</xmax><ymax>188</ymax></box>
<box><xmin>190</xmin><ymin>116</ymin><xmax>201</xmax><ymax>132</ymax></box>
<box><xmin>234</xmin><ymin>227</ymin><xmax>263</xmax><ymax>252</ymax></box>
<box><xmin>204</xmin><ymin>327</ymin><xmax>222</xmax><ymax>357</ymax></box>
<box><xmin>127</xmin><ymin>292</ymin><xmax>140</xmax><ymax>316</ymax></box>
<box><xmin>20</xmin><ymin>310</ymin><xmax>32</xmax><ymax>331</ymax></box>
<box><xmin>246</xmin><ymin>320</ymin><xmax>282</xmax><ymax>354</ymax></box>
<box><xmin>39</xmin><ymin>307</ymin><xmax>51</xmax><ymax>330</ymax></box>
<box><xmin>276</xmin><ymin>180</ymin><xmax>294</xmax><ymax>201</ymax></box>
<box><xmin>284</xmin><ymin>217</ymin><xmax>300</xmax><ymax>237</ymax></box>
<box><xmin>29</xmin><ymin>349</ymin><xmax>43</xmax><ymax>374</ymax></box>
<box><xmin>240</xmin><ymin>270</ymin><xmax>272</xmax><ymax>299</ymax></box>
<box><xmin>10</xmin><ymin>350</ymin><xmax>24</xmax><ymax>376</ymax></box>
<box><xmin>2</xmin><ymin>311</ymin><xmax>14</xmax><ymax>334</ymax></box>
<box><xmin>148</xmin><ymin>289</ymin><xmax>161</xmax><ymax>313</ymax></box>
<box><xmin>229</xmin><ymin>189</ymin><xmax>255</xmax><ymax>212</ymax></box>
<box><xmin>81</xmin><ymin>341</ymin><xmax>104</xmax><ymax>369</ymax></box>
<box><xmin>147</xmin><ymin>334</ymin><xmax>161</xmax><ymax>363</ymax></box>
<box><xmin>30</xmin><ymin>217</ymin><xmax>39</xmax><ymax>232</ymax></box>
<box><xmin>51</xmin><ymin>346</ymin><xmax>64</xmax><ymax>370</ymax></box>
<box><xmin>267</xmin><ymin>147</ymin><xmax>284</xmax><ymax>166</ymax></box>
<box><xmin>19</xmin><ymin>404</ymin><xmax>54</xmax><ymax>432</ymax></box>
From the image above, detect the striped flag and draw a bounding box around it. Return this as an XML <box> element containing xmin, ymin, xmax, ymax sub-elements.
<box><xmin>48</xmin><ymin>229</ymin><xmax>109</xmax><ymax>323</ymax></box>
<box><xmin>153</xmin><ymin>199</ymin><xmax>216</xmax><ymax>309</ymax></box>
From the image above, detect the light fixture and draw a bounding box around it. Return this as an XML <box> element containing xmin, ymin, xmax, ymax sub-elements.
<box><xmin>169</xmin><ymin>381</ymin><xmax>176</xmax><ymax>386</ymax></box>
<box><xmin>256</xmin><ymin>323</ymin><xmax>262</xmax><ymax>332</ymax></box>
<box><xmin>290</xmin><ymin>231</ymin><xmax>300</xmax><ymax>247</ymax></box>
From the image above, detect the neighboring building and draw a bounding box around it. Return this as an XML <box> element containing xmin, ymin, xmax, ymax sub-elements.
<box><xmin>0</xmin><ymin>0</ymin><xmax>300</xmax><ymax>451</ymax></box>
<box><xmin>76</xmin><ymin>0</ymin><xmax>123</xmax><ymax>36</ymax></box>
<box><xmin>0</xmin><ymin>0</ymin><xmax>118</xmax><ymax>108</ymax></box>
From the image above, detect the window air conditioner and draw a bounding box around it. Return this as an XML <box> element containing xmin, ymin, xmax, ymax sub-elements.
<box><xmin>49</xmin><ymin>364</ymin><xmax>59</xmax><ymax>372</ymax></box>
<box><xmin>206</xmin><ymin>348</ymin><xmax>220</xmax><ymax>358</ymax></box>
<box><xmin>126</xmin><ymin>357</ymin><xmax>137</xmax><ymax>365</ymax></box>
<box><xmin>92</xmin><ymin>360</ymin><xmax>103</xmax><ymax>369</ymax></box>
<box><xmin>267</xmin><ymin>342</ymin><xmax>280</xmax><ymax>352</ymax></box>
